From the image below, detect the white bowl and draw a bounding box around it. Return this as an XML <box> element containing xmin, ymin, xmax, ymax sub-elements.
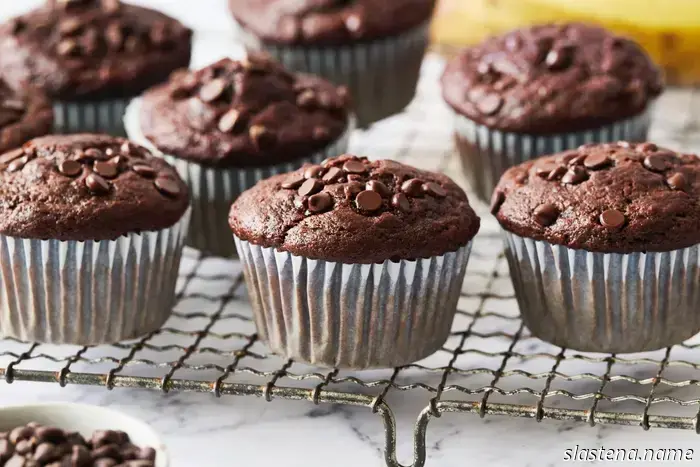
<box><xmin>0</xmin><ymin>403</ymin><xmax>168</xmax><ymax>467</ymax></box>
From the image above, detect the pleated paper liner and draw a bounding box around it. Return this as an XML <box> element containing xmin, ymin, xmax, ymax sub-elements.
<box><xmin>235</xmin><ymin>21</ymin><xmax>431</xmax><ymax>128</ymax></box>
<box><xmin>504</xmin><ymin>231</ymin><xmax>700</xmax><ymax>353</ymax></box>
<box><xmin>125</xmin><ymin>99</ymin><xmax>354</xmax><ymax>257</ymax></box>
<box><xmin>235</xmin><ymin>237</ymin><xmax>472</xmax><ymax>369</ymax></box>
<box><xmin>0</xmin><ymin>209</ymin><xmax>190</xmax><ymax>345</ymax></box>
<box><xmin>54</xmin><ymin>99</ymin><xmax>130</xmax><ymax>136</ymax></box>
<box><xmin>453</xmin><ymin>108</ymin><xmax>653</xmax><ymax>202</ymax></box>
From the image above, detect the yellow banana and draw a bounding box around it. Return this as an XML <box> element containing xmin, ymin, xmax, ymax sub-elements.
<box><xmin>432</xmin><ymin>0</ymin><xmax>700</xmax><ymax>85</ymax></box>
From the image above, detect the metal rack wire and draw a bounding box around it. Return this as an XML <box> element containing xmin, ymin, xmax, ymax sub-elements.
<box><xmin>2</xmin><ymin>57</ymin><xmax>700</xmax><ymax>467</ymax></box>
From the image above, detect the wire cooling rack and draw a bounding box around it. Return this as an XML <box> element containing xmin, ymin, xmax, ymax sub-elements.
<box><xmin>2</xmin><ymin>57</ymin><xmax>700</xmax><ymax>467</ymax></box>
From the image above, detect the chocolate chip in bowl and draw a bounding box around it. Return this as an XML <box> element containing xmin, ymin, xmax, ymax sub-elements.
<box><xmin>493</xmin><ymin>141</ymin><xmax>700</xmax><ymax>353</ymax></box>
<box><xmin>0</xmin><ymin>403</ymin><xmax>167</xmax><ymax>466</ymax></box>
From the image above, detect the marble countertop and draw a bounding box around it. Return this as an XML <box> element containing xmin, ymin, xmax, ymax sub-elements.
<box><xmin>3</xmin><ymin>2</ymin><xmax>700</xmax><ymax>466</ymax></box>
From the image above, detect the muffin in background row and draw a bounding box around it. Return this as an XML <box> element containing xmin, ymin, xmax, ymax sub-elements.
<box><xmin>493</xmin><ymin>142</ymin><xmax>700</xmax><ymax>353</ymax></box>
<box><xmin>229</xmin><ymin>0</ymin><xmax>437</xmax><ymax>127</ymax></box>
<box><xmin>230</xmin><ymin>154</ymin><xmax>480</xmax><ymax>369</ymax></box>
<box><xmin>125</xmin><ymin>55</ymin><xmax>353</xmax><ymax>257</ymax></box>
<box><xmin>0</xmin><ymin>0</ymin><xmax>192</xmax><ymax>136</ymax></box>
<box><xmin>0</xmin><ymin>78</ymin><xmax>53</xmax><ymax>153</ymax></box>
<box><xmin>0</xmin><ymin>134</ymin><xmax>190</xmax><ymax>345</ymax></box>
<box><xmin>442</xmin><ymin>23</ymin><xmax>664</xmax><ymax>202</ymax></box>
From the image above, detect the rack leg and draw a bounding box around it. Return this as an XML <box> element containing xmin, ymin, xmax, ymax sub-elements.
<box><xmin>375</xmin><ymin>401</ymin><xmax>435</xmax><ymax>467</ymax></box>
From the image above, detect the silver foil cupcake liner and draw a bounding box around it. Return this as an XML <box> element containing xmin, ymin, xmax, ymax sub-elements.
<box><xmin>125</xmin><ymin>99</ymin><xmax>353</xmax><ymax>257</ymax></box>
<box><xmin>0</xmin><ymin>210</ymin><xmax>190</xmax><ymax>345</ymax></box>
<box><xmin>234</xmin><ymin>237</ymin><xmax>472</xmax><ymax>369</ymax></box>
<box><xmin>236</xmin><ymin>21</ymin><xmax>430</xmax><ymax>128</ymax></box>
<box><xmin>54</xmin><ymin>99</ymin><xmax>130</xmax><ymax>136</ymax></box>
<box><xmin>503</xmin><ymin>231</ymin><xmax>700</xmax><ymax>353</ymax></box>
<box><xmin>453</xmin><ymin>107</ymin><xmax>653</xmax><ymax>202</ymax></box>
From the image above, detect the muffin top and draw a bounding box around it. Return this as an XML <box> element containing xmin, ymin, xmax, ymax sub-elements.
<box><xmin>0</xmin><ymin>80</ymin><xmax>53</xmax><ymax>154</ymax></box>
<box><xmin>492</xmin><ymin>142</ymin><xmax>700</xmax><ymax>253</ymax></box>
<box><xmin>228</xmin><ymin>0</ymin><xmax>436</xmax><ymax>45</ymax></box>
<box><xmin>139</xmin><ymin>56</ymin><xmax>351</xmax><ymax>168</ymax></box>
<box><xmin>441</xmin><ymin>23</ymin><xmax>663</xmax><ymax>134</ymax></box>
<box><xmin>0</xmin><ymin>0</ymin><xmax>192</xmax><ymax>100</ymax></box>
<box><xmin>230</xmin><ymin>154</ymin><xmax>480</xmax><ymax>263</ymax></box>
<box><xmin>0</xmin><ymin>134</ymin><xmax>189</xmax><ymax>241</ymax></box>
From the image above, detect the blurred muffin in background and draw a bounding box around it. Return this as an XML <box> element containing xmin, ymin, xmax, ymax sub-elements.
<box><xmin>229</xmin><ymin>0</ymin><xmax>437</xmax><ymax>127</ymax></box>
<box><xmin>441</xmin><ymin>22</ymin><xmax>663</xmax><ymax>202</ymax></box>
<box><xmin>0</xmin><ymin>0</ymin><xmax>192</xmax><ymax>136</ymax></box>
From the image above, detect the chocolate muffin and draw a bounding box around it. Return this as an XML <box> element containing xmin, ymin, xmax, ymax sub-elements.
<box><xmin>0</xmin><ymin>134</ymin><xmax>190</xmax><ymax>344</ymax></box>
<box><xmin>493</xmin><ymin>142</ymin><xmax>700</xmax><ymax>353</ymax></box>
<box><xmin>0</xmin><ymin>0</ymin><xmax>192</xmax><ymax>135</ymax></box>
<box><xmin>0</xmin><ymin>79</ymin><xmax>53</xmax><ymax>154</ymax></box>
<box><xmin>442</xmin><ymin>23</ymin><xmax>664</xmax><ymax>202</ymax></box>
<box><xmin>229</xmin><ymin>0</ymin><xmax>437</xmax><ymax>127</ymax></box>
<box><xmin>125</xmin><ymin>55</ymin><xmax>353</xmax><ymax>257</ymax></box>
<box><xmin>230</xmin><ymin>154</ymin><xmax>479</xmax><ymax>368</ymax></box>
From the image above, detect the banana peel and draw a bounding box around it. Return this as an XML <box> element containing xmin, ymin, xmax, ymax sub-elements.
<box><xmin>432</xmin><ymin>0</ymin><xmax>700</xmax><ymax>85</ymax></box>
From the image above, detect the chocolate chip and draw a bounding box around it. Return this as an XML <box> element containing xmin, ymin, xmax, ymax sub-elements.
<box><xmin>199</xmin><ymin>78</ymin><xmax>227</xmax><ymax>103</ymax></box>
<box><xmin>638</xmin><ymin>142</ymin><xmax>658</xmax><ymax>152</ymax></box>
<box><xmin>102</xmin><ymin>0</ymin><xmax>121</xmax><ymax>14</ymax></box>
<box><xmin>7</xmin><ymin>155</ymin><xmax>29</xmax><ymax>172</ymax></box>
<box><xmin>296</xmin><ymin>90</ymin><xmax>316</xmax><ymax>108</ymax></box>
<box><xmin>392</xmin><ymin>193</ymin><xmax>410</xmax><ymax>212</ymax></box>
<box><xmin>138</xmin><ymin>447</ymin><xmax>156</xmax><ymax>461</ymax></box>
<box><xmin>86</xmin><ymin>173</ymin><xmax>110</xmax><ymax>195</ymax></box>
<box><xmin>154</xmin><ymin>177</ymin><xmax>181</xmax><ymax>198</ymax></box>
<box><xmin>2</xmin><ymin>99</ymin><xmax>25</xmax><ymax>112</ymax></box>
<box><xmin>566</xmin><ymin>154</ymin><xmax>588</xmax><ymax>166</ymax></box>
<box><xmin>643</xmin><ymin>154</ymin><xmax>670</xmax><ymax>172</ymax></box>
<box><xmin>281</xmin><ymin>175</ymin><xmax>305</xmax><ymax>190</ymax></box>
<box><xmin>128</xmin><ymin>164</ymin><xmax>155</xmax><ymax>179</ymax></box>
<box><xmin>59</xmin><ymin>18</ymin><xmax>82</xmax><ymax>36</ymax></box>
<box><xmin>57</xmin><ymin>39</ymin><xmax>80</xmax><ymax>56</ymax></box>
<box><xmin>94</xmin><ymin>161</ymin><xmax>118</xmax><ymax>179</ymax></box>
<box><xmin>120</xmin><ymin>142</ymin><xmax>133</xmax><ymax>155</ymax></box>
<box><xmin>71</xmin><ymin>445</ymin><xmax>91</xmax><ymax>465</ymax></box>
<box><xmin>33</xmin><ymin>442</ymin><xmax>58</xmax><ymax>463</ymax></box>
<box><xmin>58</xmin><ymin>160</ymin><xmax>82</xmax><ymax>177</ymax></box>
<box><xmin>298</xmin><ymin>178</ymin><xmax>322</xmax><ymax>197</ymax></box>
<box><xmin>322</xmin><ymin>167</ymin><xmax>342</xmax><ymax>183</ymax></box>
<box><xmin>490</xmin><ymin>190</ymin><xmax>505</xmax><ymax>215</ymax></box>
<box><xmin>84</xmin><ymin>148</ymin><xmax>105</xmax><ymax>160</ymax></box>
<box><xmin>476</xmin><ymin>94</ymin><xmax>503</xmax><ymax>116</ymax></box>
<box><xmin>401</xmin><ymin>179</ymin><xmax>424</xmax><ymax>197</ymax></box>
<box><xmin>600</xmin><ymin>209</ymin><xmax>625</xmax><ymax>229</ymax></box>
<box><xmin>514</xmin><ymin>172</ymin><xmax>528</xmax><ymax>184</ymax></box>
<box><xmin>249</xmin><ymin>125</ymin><xmax>276</xmax><ymax>151</ymax></box>
<box><xmin>667</xmin><ymin>172</ymin><xmax>687</xmax><ymax>191</ymax></box>
<box><xmin>5</xmin><ymin>454</ymin><xmax>25</xmax><ymax>467</ymax></box>
<box><xmin>546</xmin><ymin>165</ymin><xmax>567</xmax><ymax>181</ymax></box>
<box><xmin>356</xmin><ymin>190</ymin><xmax>382</xmax><ymax>212</ymax></box>
<box><xmin>308</xmin><ymin>192</ymin><xmax>333</xmax><ymax>213</ymax></box>
<box><xmin>304</xmin><ymin>165</ymin><xmax>324</xmax><ymax>179</ymax></box>
<box><xmin>366</xmin><ymin>180</ymin><xmax>391</xmax><ymax>198</ymax></box>
<box><xmin>545</xmin><ymin>45</ymin><xmax>574</xmax><ymax>70</ymax></box>
<box><xmin>344</xmin><ymin>182</ymin><xmax>363</xmax><ymax>198</ymax></box>
<box><xmin>0</xmin><ymin>148</ymin><xmax>24</xmax><ymax>165</ymax></box>
<box><xmin>342</xmin><ymin>160</ymin><xmax>366</xmax><ymax>174</ymax></box>
<box><xmin>105</xmin><ymin>22</ymin><xmax>124</xmax><ymax>49</ymax></box>
<box><xmin>535</xmin><ymin>162</ymin><xmax>557</xmax><ymax>178</ymax></box>
<box><xmin>15</xmin><ymin>439</ymin><xmax>34</xmax><ymax>455</ymax></box>
<box><xmin>218</xmin><ymin>109</ymin><xmax>244</xmax><ymax>133</ymax></box>
<box><xmin>94</xmin><ymin>459</ymin><xmax>119</xmax><ymax>467</ymax></box>
<box><xmin>584</xmin><ymin>153</ymin><xmax>611</xmax><ymax>170</ymax></box>
<box><xmin>561</xmin><ymin>166</ymin><xmax>588</xmax><ymax>185</ymax></box>
<box><xmin>422</xmin><ymin>182</ymin><xmax>447</xmax><ymax>198</ymax></box>
<box><xmin>533</xmin><ymin>203</ymin><xmax>559</xmax><ymax>227</ymax></box>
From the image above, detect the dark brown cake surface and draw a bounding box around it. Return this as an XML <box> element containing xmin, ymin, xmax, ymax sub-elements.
<box><xmin>0</xmin><ymin>79</ymin><xmax>53</xmax><ymax>154</ymax></box>
<box><xmin>492</xmin><ymin>142</ymin><xmax>700</xmax><ymax>253</ymax></box>
<box><xmin>230</xmin><ymin>154</ymin><xmax>480</xmax><ymax>263</ymax></box>
<box><xmin>0</xmin><ymin>0</ymin><xmax>192</xmax><ymax>100</ymax></box>
<box><xmin>228</xmin><ymin>0</ymin><xmax>436</xmax><ymax>45</ymax></box>
<box><xmin>0</xmin><ymin>134</ymin><xmax>189</xmax><ymax>241</ymax></box>
<box><xmin>139</xmin><ymin>56</ymin><xmax>351</xmax><ymax>168</ymax></box>
<box><xmin>441</xmin><ymin>23</ymin><xmax>663</xmax><ymax>134</ymax></box>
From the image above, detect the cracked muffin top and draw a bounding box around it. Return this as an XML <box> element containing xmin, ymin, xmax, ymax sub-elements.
<box><xmin>441</xmin><ymin>23</ymin><xmax>663</xmax><ymax>134</ymax></box>
<box><xmin>229</xmin><ymin>154</ymin><xmax>480</xmax><ymax>263</ymax></box>
<box><xmin>0</xmin><ymin>134</ymin><xmax>189</xmax><ymax>241</ymax></box>
<box><xmin>492</xmin><ymin>142</ymin><xmax>700</xmax><ymax>253</ymax></box>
